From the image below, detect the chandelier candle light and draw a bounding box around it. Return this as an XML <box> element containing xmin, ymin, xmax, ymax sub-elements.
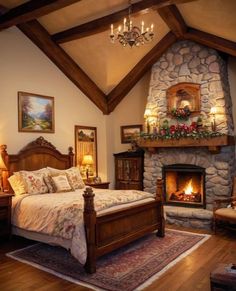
<box><xmin>110</xmin><ymin>1</ymin><xmax>154</xmax><ymax>47</ymax></box>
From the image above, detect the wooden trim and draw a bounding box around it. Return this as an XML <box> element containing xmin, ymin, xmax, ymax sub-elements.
<box><xmin>184</xmin><ymin>28</ymin><xmax>236</xmax><ymax>57</ymax></box>
<box><xmin>158</xmin><ymin>5</ymin><xmax>187</xmax><ymax>38</ymax></box>
<box><xmin>0</xmin><ymin>0</ymin><xmax>80</xmax><ymax>30</ymax></box>
<box><xmin>52</xmin><ymin>0</ymin><xmax>196</xmax><ymax>43</ymax></box>
<box><xmin>138</xmin><ymin>135</ymin><xmax>235</xmax><ymax>153</ymax></box>
<box><xmin>18</xmin><ymin>20</ymin><xmax>108</xmax><ymax>114</ymax></box>
<box><xmin>107</xmin><ymin>32</ymin><xmax>177</xmax><ymax>113</ymax></box>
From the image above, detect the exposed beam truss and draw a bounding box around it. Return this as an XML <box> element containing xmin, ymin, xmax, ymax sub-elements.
<box><xmin>0</xmin><ymin>0</ymin><xmax>80</xmax><ymax>30</ymax></box>
<box><xmin>52</xmin><ymin>0</ymin><xmax>197</xmax><ymax>43</ymax></box>
<box><xmin>17</xmin><ymin>20</ymin><xmax>108</xmax><ymax>114</ymax></box>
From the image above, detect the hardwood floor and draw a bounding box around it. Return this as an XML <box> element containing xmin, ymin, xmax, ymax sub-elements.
<box><xmin>0</xmin><ymin>226</ymin><xmax>235</xmax><ymax>291</ymax></box>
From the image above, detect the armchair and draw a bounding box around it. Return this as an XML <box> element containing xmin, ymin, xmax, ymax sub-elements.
<box><xmin>213</xmin><ymin>194</ymin><xmax>236</xmax><ymax>233</ymax></box>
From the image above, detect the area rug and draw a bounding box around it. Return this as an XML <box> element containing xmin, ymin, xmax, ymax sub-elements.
<box><xmin>7</xmin><ymin>229</ymin><xmax>210</xmax><ymax>291</ymax></box>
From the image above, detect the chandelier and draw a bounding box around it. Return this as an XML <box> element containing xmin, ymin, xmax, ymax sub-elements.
<box><xmin>110</xmin><ymin>2</ymin><xmax>154</xmax><ymax>47</ymax></box>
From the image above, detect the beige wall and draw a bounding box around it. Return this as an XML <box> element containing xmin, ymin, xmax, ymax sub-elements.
<box><xmin>0</xmin><ymin>27</ymin><xmax>108</xmax><ymax>181</ymax></box>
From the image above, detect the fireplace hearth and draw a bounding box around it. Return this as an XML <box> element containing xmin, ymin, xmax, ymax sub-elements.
<box><xmin>163</xmin><ymin>164</ymin><xmax>205</xmax><ymax>208</ymax></box>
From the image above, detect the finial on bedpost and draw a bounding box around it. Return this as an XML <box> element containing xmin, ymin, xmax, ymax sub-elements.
<box><xmin>83</xmin><ymin>187</ymin><xmax>95</xmax><ymax>212</ymax></box>
<box><xmin>68</xmin><ymin>146</ymin><xmax>74</xmax><ymax>167</ymax></box>
<box><xmin>83</xmin><ymin>187</ymin><xmax>97</xmax><ymax>273</ymax></box>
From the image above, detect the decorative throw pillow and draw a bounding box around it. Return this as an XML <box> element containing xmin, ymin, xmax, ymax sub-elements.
<box><xmin>8</xmin><ymin>174</ymin><xmax>26</xmax><ymax>195</ymax></box>
<box><xmin>47</xmin><ymin>166</ymin><xmax>85</xmax><ymax>189</ymax></box>
<box><xmin>43</xmin><ymin>176</ymin><xmax>55</xmax><ymax>193</ymax></box>
<box><xmin>65</xmin><ymin>167</ymin><xmax>85</xmax><ymax>189</ymax></box>
<box><xmin>19</xmin><ymin>171</ymin><xmax>48</xmax><ymax>195</ymax></box>
<box><xmin>49</xmin><ymin>174</ymin><xmax>73</xmax><ymax>193</ymax></box>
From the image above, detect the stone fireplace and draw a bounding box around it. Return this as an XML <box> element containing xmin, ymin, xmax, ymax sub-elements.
<box><xmin>141</xmin><ymin>40</ymin><xmax>235</xmax><ymax>229</ymax></box>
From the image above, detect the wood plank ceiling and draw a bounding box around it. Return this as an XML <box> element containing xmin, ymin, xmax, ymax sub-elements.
<box><xmin>1</xmin><ymin>0</ymin><xmax>236</xmax><ymax>114</ymax></box>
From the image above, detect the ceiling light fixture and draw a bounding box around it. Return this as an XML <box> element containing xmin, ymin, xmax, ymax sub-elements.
<box><xmin>110</xmin><ymin>1</ymin><xmax>154</xmax><ymax>47</ymax></box>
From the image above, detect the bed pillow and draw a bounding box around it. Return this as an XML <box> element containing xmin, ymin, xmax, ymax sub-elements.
<box><xmin>43</xmin><ymin>175</ymin><xmax>55</xmax><ymax>193</ymax></box>
<box><xmin>47</xmin><ymin>167</ymin><xmax>85</xmax><ymax>189</ymax></box>
<box><xmin>8</xmin><ymin>173</ymin><xmax>26</xmax><ymax>195</ymax></box>
<box><xmin>19</xmin><ymin>171</ymin><xmax>48</xmax><ymax>195</ymax></box>
<box><xmin>49</xmin><ymin>174</ymin><xmax>74</xmax><ymax>193</ymax></box>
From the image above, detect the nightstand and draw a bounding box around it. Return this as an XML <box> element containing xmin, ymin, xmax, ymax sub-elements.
<box><xmin>85</xmin><ymin>182</ymin><xmax>110</xmax><ymax>189</ymax></box>
<box><xmin>0</xmin><ymin>193</ymin><xmax>14</xmax><ymax>240</ymax></box>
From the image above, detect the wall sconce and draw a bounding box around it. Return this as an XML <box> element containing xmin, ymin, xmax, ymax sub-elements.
<box><xmin>210</xmin><ymin>107</ymin><xmax>217</xmax><ymax>132</ymax></box>
<box><xmin>82</xmin><ymin>154</ymin><xmax>94</xmax><ymax>181</ymax></box>
<box><xmin>0</xmin><ymin>153</ymin><xmax>7</xmax><ymax>192</ymax></box>
<box><xmin>144</xmin><ymin>108</ymin><xmax>158</xmax><ymax>134</ymax></box>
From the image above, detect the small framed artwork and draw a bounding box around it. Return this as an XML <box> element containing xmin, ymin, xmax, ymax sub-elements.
<box><xmin>121</xmin><ymin>124</ymin><xmax>143</xmax><ymax>144</ymax></box>
<box><xmin>18</xmin><ymin>91</ymin><xmax>54</xmax><ymax>133</ymax></box>
<box><xmin>75</xmin><ymin>125</ymin><xmax>98</xmax><ymax>179</ymax></box>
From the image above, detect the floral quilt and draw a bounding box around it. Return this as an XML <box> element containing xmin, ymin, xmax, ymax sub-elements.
<box><xmin>12</xmin><ymin>188</ymin><xmax>155</xmax><ymax>264</ymax></box>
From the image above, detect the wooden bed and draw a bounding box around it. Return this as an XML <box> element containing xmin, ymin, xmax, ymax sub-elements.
<box><xmin>1</xmin><ymin>136</ymin><xmax>165</xmax><ymax>273</ymax></box>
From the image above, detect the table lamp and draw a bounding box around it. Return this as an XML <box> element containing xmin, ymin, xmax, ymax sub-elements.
<box><xmin>82</xmin><ymin>154</ymin><xmax>94</xmax><ymax>181</ymax></box>
<box><xmin>0</xmin><ymin>154</ymin><xmax>7</xmax><ymax>192</ymax></box>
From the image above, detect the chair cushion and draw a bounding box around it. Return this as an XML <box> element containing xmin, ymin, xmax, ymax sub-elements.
<box><xmin>215</xmin><ymin>208</ymin><xmax>236</xmax><ymax>222</ymax></box>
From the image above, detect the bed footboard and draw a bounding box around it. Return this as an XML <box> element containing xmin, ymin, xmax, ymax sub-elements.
<box><xmin>83</xmin><ymin>179</ymin><xmax>165</xmax><ymax>273</ymax></box>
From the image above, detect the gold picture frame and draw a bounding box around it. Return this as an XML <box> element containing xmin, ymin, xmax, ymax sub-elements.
<box><xmin>75</xmin><ymin>125</ymin><xmax>98</xmax><ymax>179</ymax></box>
<box><xmin>121</xmin><ymin>124</ymin><xmax>143</xmax><ymax>144</ymax></box>
<box><xmin>18</xmin><ymin>91</ymin><xmax>54</xmax><ymax>133</ymax></box>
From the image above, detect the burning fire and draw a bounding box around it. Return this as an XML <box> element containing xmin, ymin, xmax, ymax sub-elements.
<box><xmin>184</xmin><ymin>179</ymin><xmax>193</xmax><ymax>195</ymax></box>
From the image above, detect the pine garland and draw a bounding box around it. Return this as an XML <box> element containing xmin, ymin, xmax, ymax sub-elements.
<box><xmin>140</xmin><ymin>123</ymin><xmax>223</xmax><ymax>141</ymax></box>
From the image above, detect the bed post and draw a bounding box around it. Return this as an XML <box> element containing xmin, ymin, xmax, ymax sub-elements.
<box><xmin>0</xmin><ymin>144</ymin><xmax>9</xmax><ymax>192</ymax></box>
<box><xmin>83</xmin><ymin>187</ymin><xmax>97</xmax><ymax>273</ymax></box>
<box><xmin>68</xmin><ymin>146</ymin><xmax>74</xmax><ymax>167</ymax></box>
<box><xmin>156</xmin><ymin>178</ymin><xmax>165</xmax><ymax>237</ymax></box>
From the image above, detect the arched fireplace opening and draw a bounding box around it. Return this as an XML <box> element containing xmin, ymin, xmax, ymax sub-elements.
<box><xmin>163</xmin><ymin>164</ymin><xmax>206</xmax><ymax>208</ymax></box>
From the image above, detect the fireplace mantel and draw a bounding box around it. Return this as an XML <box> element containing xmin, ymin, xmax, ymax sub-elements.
<box><xmin>138</xmin><ymin>135</ymin><xmax>235</xmax><ymax>153</ymax></box>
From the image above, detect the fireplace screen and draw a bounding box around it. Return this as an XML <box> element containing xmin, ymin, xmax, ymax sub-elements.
<box><xmin>163</xmin><ymin>164</ymin><xmax>205</xmax><ymax>208</ymax></box>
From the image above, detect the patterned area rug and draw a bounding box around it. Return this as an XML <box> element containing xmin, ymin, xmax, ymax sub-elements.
<box><xmin>7</xmin><ymin>229</ymin><xmax>210</xmax><ymax>291</ymax></box>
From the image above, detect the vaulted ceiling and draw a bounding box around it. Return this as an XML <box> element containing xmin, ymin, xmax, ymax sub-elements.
<box><xmin>1</xmin><ymin>0</ymin><xmax>236</xmax><ymax>114</ymax></box>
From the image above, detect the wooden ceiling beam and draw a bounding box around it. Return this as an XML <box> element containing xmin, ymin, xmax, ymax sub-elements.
<box><xmin>158</xmin><ymin>5</ymin><xmax>187</xmax><ymax>38</ymax></box>
<box><xmin>52</xmin><ymin>0</ymin><xmax>196</xmax><ymax>44</ymax></box>
<box><xmin>18</xmin><ymin>20</ymin><xmax>108</xmax><ymax>114</ymax></box>
<box><xmin>0</xmin><ymin>0</ymin><xmax>81</xmax><ymax>30</ymax></box>
<box><xmin>107</xmin><ymin>32</ymin><xmax>177</xmax><ymax>113</ymax></box>
<box><xmin>184</xmin><ymin>28</ymin><xmax>236</xmax><ymax>57</ymax></box>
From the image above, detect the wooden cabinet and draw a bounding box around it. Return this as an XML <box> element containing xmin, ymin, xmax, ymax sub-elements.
<box><xmin>85</xmin><ymin>182</ymin><xmax>110</xmax><ymax>189</ymax></box>
<box><xmin>0</xmin><ymin>194</ymin><xmax>13</xmax><ymax>239</ymax></box>
<box><xmin>114</xmin><ymin>151</ymin><xmax>144</xmax><ymax>190</ymax></box>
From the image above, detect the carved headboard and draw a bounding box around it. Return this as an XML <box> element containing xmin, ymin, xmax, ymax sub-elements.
<box><xmin>1</xmin><ymin>136</ymin><xmax>74</xmax><ymax>192</ymax></box>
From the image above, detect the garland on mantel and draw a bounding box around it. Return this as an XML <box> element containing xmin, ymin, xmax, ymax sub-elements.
<box><xmin>140</xmin><ymin>122</ymin><xmax>223</xmax><ymax>141</ymax></box>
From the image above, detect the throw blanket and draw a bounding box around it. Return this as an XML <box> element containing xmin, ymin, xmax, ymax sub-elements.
<box><xmin>12</xmin><ymin>188</ymin><xmax>155</xmax><ymax>264</ymax></box>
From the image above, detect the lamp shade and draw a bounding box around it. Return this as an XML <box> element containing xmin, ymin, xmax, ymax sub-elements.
<box><xmin>0</xmin><ymin>155</ymin><xmax>7</xmax><ymax>170</ymax></box>
<box><xmin>82</xmin><ymin>154</ymin><xmax>93</xmax><ymax>165</ymax></box>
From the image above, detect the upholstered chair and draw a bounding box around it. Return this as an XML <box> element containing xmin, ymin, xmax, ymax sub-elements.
<box><xmin>213</xmin><ymin>178</ymin><xmax>236</xmax><ymax>233</ymax></box>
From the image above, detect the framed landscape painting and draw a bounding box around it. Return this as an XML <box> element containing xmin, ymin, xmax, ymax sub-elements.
<box><xmin>75</xmin><ymin>125</ymin><xmax>98</xmax><ymax>179</ymax></box>
<box><xmin>121</xmin><ymin>124</ymin><xmax>143</xmax><ymax>143</ymax></box>
<box><xmin>18</xmin><ymin>91</ymin><xmax>54</xmax><ymax>133</ymax></box>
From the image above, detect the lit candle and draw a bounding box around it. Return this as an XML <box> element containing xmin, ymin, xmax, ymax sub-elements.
<box><xmin>146</xmin><ymin>27</ymin><xmax>149</xmax><ymax>32</ymax></box>
<box><xmin>118</xmin><ymin>25</ymin><xmax>121</xmax><ymax>33</ymax></box>
<box><xmin>141</xmin><ymin>21</ymin><xmax>144</xmax><ymax>34</ymax></box>
<box><xmin>123</xmin><ymin>18</ymin><xmax>126</xmax><ymax>31</ymax></box>
<box><xmin>110</xmin><ymin>24</ymin><xmax>114</xmax><ymax>35</ymax></box>
<box><xmin>151</xmin><ymin>24</ymin><xmax>154</xmax><ymax>32</ymax></box>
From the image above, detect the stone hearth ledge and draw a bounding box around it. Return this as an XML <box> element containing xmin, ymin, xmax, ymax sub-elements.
<box><xmin>165</xmin><ymin>205</ymin><xmax>213</xmax><ymax>229</ymax></box>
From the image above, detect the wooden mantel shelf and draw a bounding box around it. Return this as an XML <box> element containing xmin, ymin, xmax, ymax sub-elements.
<box><xmin>138</xmin><ymin>135</ymin><xmax>235</xmax><ymax>154</ymax></box>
